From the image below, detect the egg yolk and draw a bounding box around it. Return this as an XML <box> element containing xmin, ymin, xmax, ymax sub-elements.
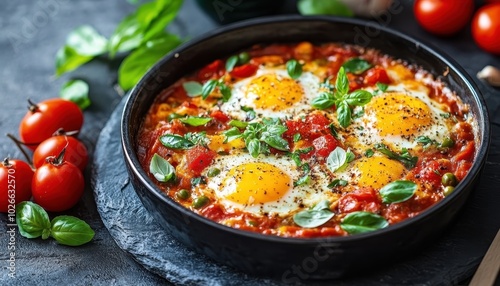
<box><xmin>223</xmin><ymin>162</ymin><xmax>292</xmax><ymax>205</ymax></box>
<box><xmin>246</xmin><ymin>74</ymin><xmax>304</xmax><ymax>111</ymax></box>
<box><xmin>366</xmin><ymin>93</ymin><xmax>432</xmax><ymax>137</ymax></box>
<box><xmin>354</xmin><ymin>156</ymin><xmax>405</xmax><ymax>189</ymax></box>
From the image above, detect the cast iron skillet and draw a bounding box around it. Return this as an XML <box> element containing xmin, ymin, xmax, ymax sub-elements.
<box><xmin>121</xmin><ymin>16</ymin><xmax>490</xmax><ymax>281</ymax></box>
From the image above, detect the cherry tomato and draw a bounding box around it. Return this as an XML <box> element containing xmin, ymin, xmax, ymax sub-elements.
<box><xmin>0</xmin><ymin>159</ymin><xmax>33</xmax><ymax>213</ymax></box>
<box><xmin>230</xmin><ymin>64</ymin><xmax>258</xmax><ymax>78</ymax></box>
<box><xmin>337</xmin><ymin>188</ymin><xmax>381</xmax><ymax>214</ymax></box>
<box><xmin>197</xmin><ymin>60</ymin><xmax>225</xmax><ymax>80</ymax></box>
<box><xmin>414</xmin><ymin>0</ymin><xmax>474</xmax><ymax>36</ymax></box>
<box><xmin>33</xmin><ymin>136</ymin><xmax>88</xmax><ymax>172</ymax></box>
<box><xmin>185</xmin><ymin>145</ymin><xmax>216</xmax><ymax>176</ymax></box>
<box><xmin>364</xmin><ymin>67</ymin><xmax>391</xmax><ymax>86</ymax></box>
<box><xmin>32</xmin><ymin>155</ymin><xmax>84</xmax><ymax>212</ymax></box>
<box><xmin>472</xmin><ymin>4</ymin><xmax>500</xmax><ymax>54</ymax></box>
<box><xmin>19</xmin><ymin>99</ymin><xmax>84</xmax><ymax>150</ymax></box>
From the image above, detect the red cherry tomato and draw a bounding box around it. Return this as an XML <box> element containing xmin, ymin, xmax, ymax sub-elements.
<box><xmin>472</xmin><ymin>4</ymin><xmax>500</xmax><ymax>54</ymax></box>
<box><xmin>197</xmin><ymin>60</ymin><xmax>225</xmax><ymax>80</ymax></box>
<box><xmin>32</xmin><ymin>156</ymin><xmax>84</xmax><ymax>212</ymax></box>
<box><xmin>414</xmin><ymin>0</ymin><xmax>474</xmax><ymax>36</ymax></box>
<box><xmin>185</xmin><ymin>145</ymin><xmax>216</xmax><ymax>176</ymax></box>
<box><xmin>33</xmin><ymin>136</ymin><xmax>88</xmax><ymax>172</ymax></box>
<box><xmin>364</xmin><ymin>67</ymin><xmax>391</xmax><ymax>86</ymax></box>
<box><xmin>19</xmin><ymin>99</ymin><xmax>84</xmax><ymax>150</ymax></box>
<box><xmin>230</xmin><ymin>64</ymin><xmax>258</xmax><ymax>78</ymax></box>
<box><xmin>337</xmin><ymin>188</ymin><xmax>381</xmax><ymax>214</ymax></box>
<box><xmin>0</xmin><ymin>159</ymin><xmax>33</xmax><ymax>213</ymax></box>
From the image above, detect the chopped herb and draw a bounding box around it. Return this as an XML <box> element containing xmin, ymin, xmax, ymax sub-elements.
<box><xmin>328</xmin><ymin>179</ymin><xmax>348</xmax><ymax>188</ymax></box>
<box><xmin>416</xmin><ymin>135</ymin><xmax>438</xmax><ymax>148</ymax></box>
<box><xmin>293</xmin><ymin>133</ymin><xmax>302</xmax><ymax>142</ymax></box>
<box><xmin>365</xmin><ymin>149</ymin><xmax>374</xmax><ymax>158</ymax></box>
<box><xmin>191</xmin><ymin>177</ymin><xmax>206</xmax><ymax>186</ymax></box>
<box><xmin>375</xmin><ymin>143</ymin><xmax>418</xmax><ymax>169</ymax></box>
<box><xmin>179</xmin><ymin>116</ymin><xmax>212</xmax><ymax>126</ymax></box>
<box><xmin>376</xmin><ymin>82</ymin><xmax>388</xmax><ymax>92</ymax></box>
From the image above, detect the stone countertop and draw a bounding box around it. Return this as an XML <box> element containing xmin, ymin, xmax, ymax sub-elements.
<box><xmin>1</xmin><ymin>0</ymin><xmax>499</xmax><ymax>285</ymax></box>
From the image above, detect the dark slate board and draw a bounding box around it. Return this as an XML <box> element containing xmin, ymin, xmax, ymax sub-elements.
<box><xmin>92</xmin><ymin>96</ymin><xmax>500</xmax><ymax>286</ymax></box>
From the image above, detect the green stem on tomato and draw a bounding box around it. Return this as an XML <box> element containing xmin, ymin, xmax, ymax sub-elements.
<box><xmin>6</xmin><ymin>133</ymin><xmax>33</xmax><ymax>167</ymax></box>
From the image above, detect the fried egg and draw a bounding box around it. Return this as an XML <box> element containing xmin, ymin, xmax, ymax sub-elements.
<box><xmin>220</xmin><ymin>67</ymin><xmax>321</xmax><ymax>120</ymax></box>
<box><xmin>344</xmin><ymin>82</ymin><xmax>453</xmax><ymax>153</ymax></box>
<box><xmin>204</xmin><ymin>152</ymin><xmax>335</xmax><ymax>217</ymax></box>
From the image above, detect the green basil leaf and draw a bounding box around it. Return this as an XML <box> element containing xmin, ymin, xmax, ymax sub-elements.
<box><xmin>223</xmin><ymin>127</ymin><xmax>243</xmax><ymax>143</ymax></box>
<box><xmin>182</xmin><ymin>81</ymin><xmax>203</xmax><ymax>97</ymax></box>
<box><xmin>50</xmin><ymin>215</ymin><xmax>95</xmax><ymax>246</ymax></box>
<box><xmin>365</xmin><ymin>149</ymin><xmax>374</xmax><ymax>158</ymax></box>
<box><xmin>65</xmin><ymin>25</ymin><xmax>108</xmax><ymax>56</ymax></box>
<box><xmin>335</xmin><ymin>67</ymin><xmax>349</xmax><ymax>96</ymax></box>
<box><xmin>60</xmin><ymin>79</ymin><xmax>91</xmax><ymax>110</ymax></box>
<box><xmin>293</xmin><ymin>200</ymin><xmax>334</xmax><ymax>228</ymax></box>
<box><xmin>341</xmin><ymin>211</ymin><xmax>389</xmax><ymax>234</ymax></box>
<box><xmin>346</xmin><ymin>150</ymin><xmax>355</xmax><ymax>163</ymax></box>
<box><xmin>241</xmin><ymin>106</ymin><xmax>256</xmax><ymax>120</ymax></box>
<box><xmin>286</xmin><ymin>59</ymin><xmax>303</xmax><ymax>80</ymax></box>
<box><xmin>226</xmin><ymin>55</ymin><xmax>239</xmax><ymax>72</ymax></box>
<box><xmin>16</xmin><ymin>202</ymin><xmax>51</xmax><ymax>239</ymax></box>
<box><xmin>311</xmin><ymin>92</ymin><xmax>335</xmax><ymax>109</ymax></box>
<box><xmin>247</xmin><ymin>138</ymin><xmax>261</xmax><ymax>158</ymax></box>
<box><xmin>139</xmin><ymin>0</ymin><xmax>183</xmax><ymax>45</ymax></box>
<box><xmin>118</xmin><ymin>33</ymin><xmax>182</xmax><ymax>91</ymax></box>
<box><xmin>55</xmin><ymin>46</ymin><xmax>94</xmax><ymax>76</ymax></box>
<box><xmin>159</xmin><ymin>134</ymin><xmax>194</xmax><ymax>149</ymax></box>
<box><xmin>297</xmin><ymin>0</ymin><xmax>354</xmax><ymax>17</ymax></box>
<box><xmin>375</xmin><ymin>144</ymin><xmax>418</xmax><ymax>169</ymax></box>
<box><xmin>379</xmin><ymin>180</ymin><xmax>417</xmax><ymax>203</ymax></box>
<box><xmin>376</xmin><ymin>82</ymin><xmax>388</xmax><ymax>92</ymax></box>
<box><xmin>219</xmin><ymin>82</ymin><xmax>232</xmax><ymax>102</ymax></box>
<box><xmin>337</xmin><ymin>101</ymin><xmax>352</xmax><ymax>128</ymax></box>
<box><xmin>440</xmin><ymin>113</ymin><xmax>451</xmax><ymax>119</ymax></box>
<box><xmin>201</xmin><ymin>79</ymin><xmax>218</xmax><ymax>100</ymax></box>
<box><xmin>328</xmin><ymin>179</ymin><xmax>348</xmax><ymax>188</ymax></box>
<box><xmin>108</xmin><ymin>14</ymin><xmax>143</xmax><ymax>57</ymax></box>
<box><xmin>345</xmin><ymin>90</ymin><xmax>373</xmax><ymax>106</ymax></box>
<box><xmin>342</xmin><ymin>58</ymin><xmax>372</xmax><ymax>75</ymax></box>
<box><xmin>191</xmin><ymin>176</ymin><xmax>206</xmax><ymax>186</ymax></box>
<box><xmin>416</xmin><ymin>135</ymin><xmax>438</xmax><ymax>148</ymax></box>
<box><xmin>229</xmin><ymin>120</ymin><xmax>248</xmax><ymax>128</ymax></box>
<box><xmin>294</xmin><ymin>174</ymin><xmax>311</xmax><ymax>187</ymax></box>
<box><xmin>149</xmin><ymin>153</ymin><xmax>175</xmax><ymax>182</ymax></box>
<box><xmin>180</xmin><ymin>116</ymin><xmax>212</xmax><ymax>127</ymax></box>
<box><xmin>263</xmin><ymin>135</ymin><xmax>289</xmax><ymax>151</ymax></box>
<box><xmin>326</xmin><ymin>147</ymin><xmax>347</xmax><ymax>173</ymax></box>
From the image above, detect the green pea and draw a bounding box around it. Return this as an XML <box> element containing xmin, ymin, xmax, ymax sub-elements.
<box><xmin>442</xmin><ymin>172</ymin><xmax>458</xmax><ymax>187</ymax></box>
<box><xmin>168</xmin><ymin>113</ymin><xmax>183</xmax><ymax>121</ymax></box>
<box><xmin>443</xmin><ymin>186</ymin><xmax>455</xmax><ymax>196</ymax></box>
<box><xmin>176</xmin><ymin>189</ymin><xmax>190</xmax><ymax>200</ymax></box>
<box><xmin>192</xmin><ymin>196</ymin><xmax>209</xmax><ymax>209</ymax></box>
<box><xmin>238</xmin><ymin>52</ymin><xmax>251</xmax><ymax>64</ymax></box>
<box><xmin>206</xmin><ymin>168</ymin><xmax>221</xmax><ymax>177</ymax></box>
<box><xmin>441</xmin><ymin>137</ymin><xmax>455</xmax><ymax>148</ymax></box>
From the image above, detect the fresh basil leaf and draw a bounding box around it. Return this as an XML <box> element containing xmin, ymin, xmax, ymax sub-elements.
<box><xmin>335</xmin><ymin>67</ymin><xmax>349</xmax><ymax>96</ymax></box>
<box><xmin>184</xmin><ymin>132</ymin><xmax>208</xmax><ymax>146</ymax></box>
<box><xmin>180</xmin><ymin>116</ymin><xmax>212</xmax><ymax>126</ymax></box>
<box><xmin>328</xmin><ymin>179</ymin><xmax>348</xmax><ymax>188</ymax></box>
<box><xmin>375</xmin><ymin>144</ymin><xmax>418</xmax><ymax>169</ymax></box>
<box><xmin>182</xmin><ymin>81</ymin><xmax>203</xmax><ymax>97</ymax></box>
<box><xmin>340</xmin><ymin>211</ymin><xmax>389</xmax><ymax>234</ymax></box>
<box><xmin>201</xmin><ymin>79</ymin><xmax>218</xmax><ymax>100</ymax></box>
<box><xmin>297</xmin><ymin>0</ymin><xmax>354</xmax><ymax>17</ymax></box>
<box><xmin>108</xmin><ymin>14</ymin><xmax>143</xmax><ymax>57</ymax></box>
<box><xmin>337</xmin><ymin>101</ymin><xmax>352</xmax><ymax>128</ymax></box>
<box><xmin>293</xmin><ymin>200</ymin><xmax>334</xmax><ymax>228</ymax></box>
<box><xmin>416</xmin><ymin>136</ymin><xmax>438</xmax><ymax>148</ymax></box>
<box><xmin>168</xmin><ymin>113</ymin><xmax>183</xmax><ymax>121</ymax></box>
<box><xmin>263</xmin><ymin>135</ymin><xmax>289</xmax><ymax>151</ymax></box>
<box><xmin>379</xmin><ymin>180</ymin><xmax>417</xmax><ymax>203</ymax></box>
<box><xmin>294</xmin><ymin>175</ymin><xmax>311</xmax><ymax>187</ymax></box>
<box><xmin>139</xmin><ymin>0</ymin><xmax>183</xmax><ymax>46</ymax></box>
<box><xmin>440</xmin><ymin>113</ymin><xmax>451</xmax><ymax>119</ymax></box>
<box><xmin>219</xmin><ymin>82</ymin><xmax>232</xmax><ymax>102</ymax></box>
<box><xmin>326</xmin><ymin>147</ymin><xmax>347</xmax><ymax>173</ymax></box>
<box><xmin>345</xmin><ymin>90</ymin><xmax>373</xmax><ymax>106</ymax></box>
<box><xmin>118</xmin><ymin>33</ymin><xmax>182</xmax><ymax>91</ymax></box>
<box><xmin>247</xmin><ymin>138</ymin><xmax>261</xmax><ymax>158</ymax></box>
<box><xmin>311</xmin><ymin>92</ymin><xmax>335</xmax><ymax>109</ymax></box>
<box><xmin>365</xmin><ymin>149</ymin><xmax>374</xmax><ymax>158</ymax></box>
<box><xmin>159</xmin><ymin>134</ymin><xmax>194</xmax><ymax>149</ymax></box>
<box><xmin>66</xmin><ymin>25</ymin><xmax>108</xmax><ymax>56</ymax></box>
<box><xmin>346</xmin><ymin>150</ymin><xmax>355</xmax><ymax>163</ymax></box>
<box><xmin>376</xmin><ymin>82</ymin><xmax>388</xmax><ymax>92</ymax></box>
<box><xmin>329</xmin><ymin>123</ymin><xmax>339</xmax><ymax>138</ymax></box>
<box><xmin>229</xmin><ymin>120</ymin><xmax>248</xmax><ymax>128</ymax></box>
<box><xmin>50</xmin><ymin>216</ymin><xmax>95</xmax><ymax>246</ymax></box>
<box><xmin>191</xmin><ymin>176</ymin><xmax>206</xmax><ymax>186</ymax></box>
<box><xmin>286</xmin><ymin>59</ymin><xmax>303</xmax><ymax>80</ymax></box>
<box><xmin>226</xmin><ymin>55</ymin><xmax>239</xmax><ymax>72</ymax></box>
<box><xmin>223</xmin><ymin>127</ymin><xmax>243</xmax><ymax>143</ymax></box>
<box><xmin>293</xmin><ymin>133</ymin><xmax>301</xmax><ymax>142</ymax></box>
<box><xmin>60</xmin><ymin>79</ymin><xmax>91</xmax><ymax>110</ymax></box>
<box><xmin>16</xmin><ymin>202</ymin><xmax>51</xmax><ymax>239</ymax></box>
<box><xmin>342</xmin><ymin>58</ymin><xmax>372</xmax><ymax>75</ymax></box>
<box><xmin>296</xmin><ymin>146</ymin><xmax>314</xmax><ymax>154</ymax></box>
<box><xmin>149</xmin><ymin>153</ymin><xmax>175</xmax><ymax>182</ymax></box>
<box><xmin>55</xmin><ymin>46</ymin><xmax>94</xmax><ymax>76</ymax></box>
<box><xmin>241</xmin><ymin>106</ymin><xmax>256</xmax><ymax>120</ymax></box>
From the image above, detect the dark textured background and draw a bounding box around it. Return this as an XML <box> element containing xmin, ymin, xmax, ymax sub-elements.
<box><xmin>1</xmin><ymin>0</ymin><xmax>499</xmax><ymax>285</ymax></box>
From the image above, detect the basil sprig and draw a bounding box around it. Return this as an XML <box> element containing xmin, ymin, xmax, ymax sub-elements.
<box><xmin>59</xmin><ymin>79</ymin><xmax>91</xmax><ymax>110</ymax></box>
<box><xmin>159</xmin><ymin>132</ymin><xmax>208</xmax><ymax>149</ymax></box>
<box><xmin>179</xmin><ymin>116</ymin><xmax>212</xmax><ymax>127</ymax></box>
<box><xmin>326</xmin><ymin>147</ymin><xmax>355</xmax><ymax>173</ymax></box>
<box><xmin>183</xmin><ymin>79</ymin><xmax>232</xmax><ymax>102</ymax></box>
<box><xmin>286</xmin><ymin>59</ymin><xmax>303</xmax><ymax>79</ymax></box>
<box><xmin>342</xmin><ymin>58</ymin><xmax>372</xmax><ymax>75</ymax></box>
<box><xmin>379</xmin><ymin>180</ymin><xmax>417</xmax><ymax>203</ymax></box>
<box><xmin>16</xmin><ymin>202</ymin><xmax>95</xmax><ymax>246</ymax></box>
<box><xmin>415</xmin><ymin>136</ymin><xmax>438</xmax><ymax>148</ymax></box>
<box><xmin>149</xmin><ymin>153</ymin><xmax>175</xmax><ymax>182</ymax></box>
<box><xmin>223</xmin><ymin>118</ymin><xmax>290</xmax><ymax>158</ymax></box>
<box><xmin>340</xmin><ymin>211</ymin><xmax>389</xmax><ymax>234</ymax></box>
<box><xmin>375</xmin><ymin>143</ymin><xmax>418</xmax><ymax>169</ymax></box>
<box><xmin>312</xmin><ymin>67</ymin><xmax>373</xmax><ymax>127</ymax></box>
<box><xmin>293</xmin><ymin>200</ymin><xmax>334</xmax><ymax>228</ymax></box>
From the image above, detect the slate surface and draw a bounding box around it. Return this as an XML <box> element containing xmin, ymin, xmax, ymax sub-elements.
<box><xmin>1</xmin><ymin>0</ymin><xmax>499</xmax><ymax>285</ymax></box>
